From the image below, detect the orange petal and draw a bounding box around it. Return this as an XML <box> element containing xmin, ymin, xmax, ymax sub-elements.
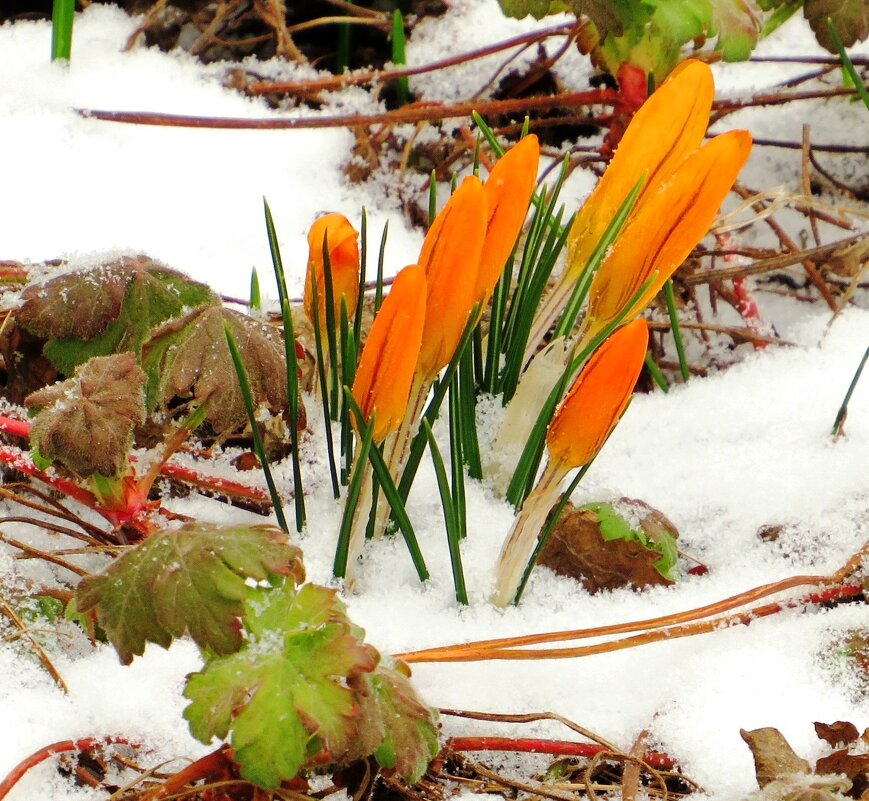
<box><xmin>475</xmin><ymin>135</ymin><xmax>540</xmax><ymax>304</ymax></box>
<box><xmin>546</xmin><ymin>319</ymin><xmax>649</xmax><ymax>469</ymax></box>
<box><xmin>351</xmin><ymin>264</ymin><xmax>426</xmax><ymax>442</ymax></box>
<box><xmin>565</xmin><ymin>59</ymin><xmax>714</xmax><ymax>280</ymax></box>
<box><xmin>417</xmin><ymin>175</ymin><xmax>487</xmax><ymax>379</ymax></box>
<box><xmin>303</xmin><ymin>213</ymin><xmax>361</xmax><ymax>332</ymax></box>
<box><xmin>584</xmin><ymin>129</ymin><xmax>752</xmax><ymax>338</ymax></box>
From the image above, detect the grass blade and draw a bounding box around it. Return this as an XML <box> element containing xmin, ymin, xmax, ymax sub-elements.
<box><xmin>644</xmin><ymin>351</ymin><xmax>670</xmax><ymax>393</ymax></box>
<box><xmin>281</xmin><ymin>299</ymin><xmax>307</xmax><ymax>531</ymax></box>
<box><xmin>320</xmin><ymin>239</ymin><xmax>341</xmax><ymax>419</ymax></box>
<box><xmin>827</xmin><ymin>18</ymin><xmax>869</xmax><ymax>110</ymax></box>
<box><xmin>334</xmin><ymin>407</ymin><xmax>375</xmax><ymax>579</ymax></box>
<box><xmin>224</xmin><ymin>324</ymin><xmax>289</xmax><ymax>534</ymax></box>
<box><xmin>448</xmin><ymin>371</ymin><xmax>467</xmax><ymax>539</ymax></box>
<box><xmin>832</xmin><ymin>344</ymin><xmax>869</xmax><ymax>437</ymax></box>
<box><xmin>249</xmin><ymin>268</ymin><xmax>262</xmax><ymax>313</ymax></box>
<box><xmin>345</xmin><ymin>393</ymin><xmax>429</xmax><ymax>582</ymax></box>
<box><xmin>309</xmin><ymin>272</ymin><xmax>340</xmax><ymax>498</ymax></box>
<box><xmin>423</xmin><ymin>419</ymin><xmax>468</xmax><ymax>604</ymax></box>
<box><xmin>375</xmin><ymin>220</ymin><xmax>388</xmax><ymax>313</ymax></box>
<box><xmin>355</xmin><ymin>208</ymin><xmax>367</xmax><ymax>344</ymax></box>
<box><xmin>664</xmin><ymin>279</ymin><xmax>690</xmax><ymax>382</ymax></box>
<box><xmin>51</xmin><ymin>0</ymin><xmax>74</xmax><ymax>61</ymax></box>
<box><xmin>391</xmin><ymin>10</ymin><xmax>410</xmax><ymax>106</ymax></box>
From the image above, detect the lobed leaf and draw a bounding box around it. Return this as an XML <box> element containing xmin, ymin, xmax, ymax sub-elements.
<box><xmin>25</xmin><ymin>352</ymin><xmax>146</xmax><ymax>478</ymax></box>
<box><xmin>347</xmin><ymin>659</ymin><xmax>440</xmax><ymax>783</ymax></box>
<box><xmin>804</xmin><ymin>0</ymin><xmax>869</xmax><ymax>50</ymax></box>
<box><xmin>183</xmin><ymin>582</ymin><xmax>379</xmax><ymax>788</ymax></box>
<box><xmin>143</xmin><ymin>305</ymin><xmax>288</xmax><ymax>434</ymax></box>
<box><xmin>16</xmin><ymin>255</ymin><xmax>218</xmax><ymax>375</ymax></box>
<box><xmin>76</xmin><ymin>522</ymin><xmax>304</xmax><ymax>664</ymax></box>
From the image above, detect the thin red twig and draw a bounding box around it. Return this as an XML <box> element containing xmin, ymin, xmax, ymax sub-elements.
<box><xmin>447</xmin><ymin>737</ymin><xmax>675</xmax><ymax>770</ymax></box>
<box><xmin>0</xmin><ymin>737</ymin><xmax>138</xmax><ymax>801</ymax></box>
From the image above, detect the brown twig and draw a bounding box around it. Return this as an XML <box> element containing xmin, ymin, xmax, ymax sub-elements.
<box><xmin>0</xmin><ymin>597</ymin><xmax>68</xmax><ymax>692</ymax></box>
<box><xmin>78</xmin><ymin>88</ymin><xmax>622</xmax><ymax>131</ymax></box>
<box><xmin>683</xmin><ymin>233</ymin><xmax>866</xmax><ymax>286</ymax></box>
<box><xmin>243</xmin><ymin>22</ymin><xmax>575</xmax><ymax>96</ymax></box>
<box><xmin>0</xmin><ymin>529</ymin><xmax>90</xmax><ymax>577</ymax></box>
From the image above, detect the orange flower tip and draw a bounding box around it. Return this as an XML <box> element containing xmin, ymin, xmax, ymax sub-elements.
<box><xmin>546</xmin><ymin>318</ymin><xmax>648</xmax><ymax>470</ymax></box>
<box><xmin>304</xmin><ymin>212</ymin><xmax>361</xmax><ymax>328</ymax></box>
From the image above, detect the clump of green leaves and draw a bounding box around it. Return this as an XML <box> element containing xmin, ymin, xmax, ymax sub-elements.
<box><xmin>14</xmin><ymin>255</ymin><xmax>218</xmax><ymax>376</ymax></box>
<box><xmin>75</xmin><ymin>522</ymin><xmax>439</xmax><ymax>788</ymax></box>
<box><xmin>497</xmin><ymin>0</ymin><xmax>868</xmax><ymax>82</ymax></box>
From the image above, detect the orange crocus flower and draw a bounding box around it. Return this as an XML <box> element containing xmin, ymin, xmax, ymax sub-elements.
<box><xmin>493</xmin><ymin>318</ymin><xmax>649</xmax><ymax>606</ymax></box>
<box><xmin>416</xmin><ymin>175</ymin><xmax>488</xmax><ymax>379</ymax></box>
<box><xmin>527</xmin><ymin>60</ymin><xmax>745</xmax><ymax>358</ymax></box>
<box><xmin>566</xmin><ymin>59</ymin><xmax>713</xmax><ymax>277</ymax></box>
<box><xmin>546</xmin><ymin>318</ymin><xmax>649</xmax><ymax>469</ymax></box>
<box><xmin>475</xmin><ymin>134</ymin><xmax>540</xmax><ymax>305</ymax></box>
<box><xmin>581</xmin><ymin>129</ymin><xmax>751</xmax><ymax>342</ymax></box>
<box><xmin>304</xmin><ymin>213</ymin><xmax>361</xmax><ymax>332</ymax></box>
<box><xmin>351</xmin><ymin>264</ymin><xmax>426</xmax><ymax>443</ymax></box>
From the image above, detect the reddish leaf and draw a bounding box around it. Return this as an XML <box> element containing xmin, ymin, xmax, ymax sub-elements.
<box><xmin>815</xmin><ymin>722</ymin><xmax>860</xmax><ymax>749</ymax></box>
<box><xmin>142</xmin><ymin>306</ymin><xmax>289</xmax><ymax>434</ymax></box>
<box><xmin>76</xmin><ymin>522</ymin><xmax>305</xmax><ymax>664</ymax></box>
<box><xmin>25</xmin><ymin>353</ymin><xmax>146</xmax><ymax>478</ymax></box>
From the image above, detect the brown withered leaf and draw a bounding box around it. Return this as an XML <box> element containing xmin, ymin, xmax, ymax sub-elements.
<box><xmin>13</xmin><ymin>254</ymin><xmax>218</xmax><ymax>377</ymax></box>
<box><xmin>142</xmin><ymin>306</ymin><xmax>288</xmax><ymax>434</ymax></box>
<box><xmin>815</xmin><ymin>722</ymin><xmax>860</xmax><ymax>749</ymax></box>
<box><xmin>25</xmin><ymin>353</ymin><xmax>147</xmax><ymax>478</ymax></box>
<box><xmin>538</xmin><ymin>500</ymin><xmax>677</xmax><ymax>594</ymax></box>
<box><xmin>740</xmin><ymin>727</ymin><xmax>811</xmax><ymax>789</ymax></box>
<box><xmin>816</xmin><ymin>750</ymin><xmax>869</xmax><ymax>799</ymax></box>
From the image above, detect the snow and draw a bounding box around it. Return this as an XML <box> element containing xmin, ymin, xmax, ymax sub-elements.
<box><xmin>0</xmin><ymin>2</ymin><xmax>868</xmax><ymax>800</ymax></box>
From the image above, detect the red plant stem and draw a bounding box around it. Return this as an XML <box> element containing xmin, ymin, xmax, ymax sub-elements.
<box><xmin>0</xmin><ymin>415</ymin><xmax>269</xmax><ymax>505</ymax></box>
<box><xmin>138</xmin><ymin>745</ymin><xmax>234</xmax><ymax>801</ymax></box>
<box><xmin>447</xmin><ymin>737</ymin><xmax>674</xmax><ymax>770</ymax></box>
<box><xmin>0</xmin><ymin>737</ymin><xmax>137</xmax><ymax>800</ymax></box>
<box><xmin>0</xmin><ymin>417</ymin><xmax>31</xmax><ymax>439</ymax></box>
<box><xmin>715</xmin><ymin>232</ymin><xmax>767</xmax><ymax>351</ymax></box>
<box><xmin>156</xmin><ymin>462</ymin><xmax>269</xmax><ymax>504</ymax></box>
<box><xmin>0</xmin><ymin>445</ymin><xmax>104</xmax><ymax>510</ymax></box>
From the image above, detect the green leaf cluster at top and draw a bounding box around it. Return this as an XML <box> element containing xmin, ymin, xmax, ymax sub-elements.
<box><xmin>581</xmin><ymin>501</ymin><xmax>678</xmax><ymax>581</ymax></box>
<box><xmin>497</xmin><ymin>0</ymin><xmax>868</xmax><ymax>80</ymax></box>
<box><xmin>75</xmin><ymin>522</ymin><xmax>439</xmax><ymax>789</ymax></box>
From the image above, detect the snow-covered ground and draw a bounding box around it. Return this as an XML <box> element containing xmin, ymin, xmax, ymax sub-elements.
<box><xmin>0</xmin><ymin>2</ymin><xmax>867</xmax><ymax>799</ymax></box>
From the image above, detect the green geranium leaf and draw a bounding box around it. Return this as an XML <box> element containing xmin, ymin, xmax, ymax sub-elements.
<box><xmin>710</xmin><ymin>0</ymin><xmax>763</xmax><ymax>60</ymax></box>
<box><xmin>183</xmin><ymin>583</ymin><xmax>379</xmax><ymax>789</ymax></box>
<box><xmin>582</xmin><ymin>501</ymin><xmax>678</xmax><ymax>581</ymax></box>
<box><xmin>16</xmin><ymin>255</ymin><xmax>218</xmax><ymax>375</ymax></box>
<box><xmin>804</xmin><ymin>0</ymin><xmax>869</xmax><ymax>49</ymax></box>
<box><xmin>497</xmin><ymin>0</ymin><xmax>569</xmax><ymax>20</ymax></box>
<box><xmin>76</xmin><ymin>522</ymin><xmax>304</xmax><ymax>664</ymax></box>
<box><xmin>348</xmin><ymin>659</ymin><xmax>440</xmax><ymax>783</ymax></box>
<box><xmin>142</xmin><ymin>305</ymin><xmax>288</xmax><ymax>434</ymax></box>
<box><xmin>24</xmin><ymin>352</ymin><xmax>146</xmax><ymax>478</ymax></box>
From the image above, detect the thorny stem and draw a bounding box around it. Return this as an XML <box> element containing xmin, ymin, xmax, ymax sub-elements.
<box><xmin>0</xmin><ymin>737</ymin><xmax>138</xmax><ymax>801</ymax></box>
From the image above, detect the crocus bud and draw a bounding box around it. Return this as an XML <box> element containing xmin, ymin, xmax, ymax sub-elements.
<box><xmin>351</xmin><ymin>264</ymin><xmax>426</xmax><ymax>443</ymax></box>
<box><xmin>416</xmin><ymin>176</ymin><xmax>488</xmax><ymax>379</ymax></box>
<box><xmin>546</xmin><ymin>318</ymin><xmax>649</xmax><ymax>469</ymax></box>
<box><xmin>304</xmin><ymin>213</ymin><xmax>360</xmax><ymax>332</ymax></box>
<box><xmin>475</xmin><ymin>135</ymin><xmax>540</xmax><ymax>305</ymax></box>
<box><xmin>582</xmin><ymin>129</ymin><xmax>752</xmax><ymax>341</ymax></box>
